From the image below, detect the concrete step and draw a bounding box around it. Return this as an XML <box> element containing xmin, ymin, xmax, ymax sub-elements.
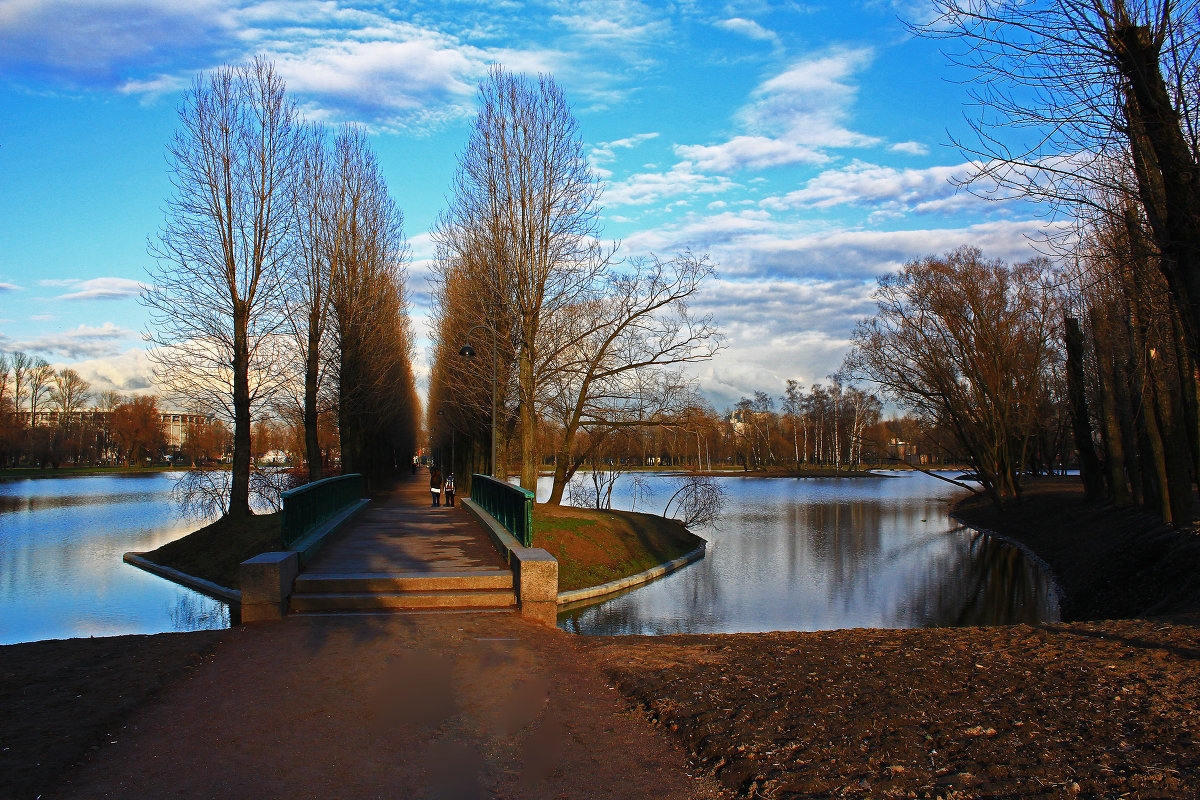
<box><xmin>289</xmin><ymin>589</ymin><xmax>518</xmax><ymax>613</ymax></box>
<box><xmin>293</xmin><ymin>570</ymin><xmax>514</xmax><ymax>594</ymax></box>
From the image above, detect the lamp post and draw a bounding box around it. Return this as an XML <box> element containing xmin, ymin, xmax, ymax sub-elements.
<box><xmin>459</xmin><ymin>324</ymin><xmax>498</xmax><ymax>478</ymax></box>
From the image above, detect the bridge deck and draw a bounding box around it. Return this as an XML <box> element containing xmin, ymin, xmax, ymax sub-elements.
<box><xmin>301</xmin><ymin>470</ymin><xmax>507</xmax><ymax>576</ymax></box>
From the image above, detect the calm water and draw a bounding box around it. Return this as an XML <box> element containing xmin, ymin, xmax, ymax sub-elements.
<box><xmin>0</xmin><ymin>473</ymin><xmax>230</xmax><ymax>645</ymax></box>
<box><xmin>551</xmin><ymin>471</ymin><xmax>1060</xmax><ymax>635</ymax></box>
<box><xmin>0</xmin><ymin>470</ymin><xmax>1056</xmax><ymax>645</ymax></box>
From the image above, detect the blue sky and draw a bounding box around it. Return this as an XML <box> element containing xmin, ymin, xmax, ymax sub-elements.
<box><xmin>0</xmin><ymin>0</ymin><xmax>1054</xmax><ymax>411</ymax></box>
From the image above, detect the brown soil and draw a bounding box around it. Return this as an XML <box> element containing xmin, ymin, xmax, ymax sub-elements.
<box><xmin>533</xmin><ymin>505</ymin><xmax>703</xmax><ymax>591</ymax></box>
<box><xmin>953</xmin><ymin>478</ymin><xmax>1200</xmax><ymax>620</ymax></box>
<box><xmin>142</xmin><ymin>511</ymin><xmax>282</xmax><ymax>590</ymax></box>
<box><xmin>0</xmin><ymin>632</ymin><xmax>222</xmax><ymax>800</ymax></box>
<box><xmin>588</xmin><ymin>619</ymin><xmax>1200</xmax><ymax>799</ymax></box>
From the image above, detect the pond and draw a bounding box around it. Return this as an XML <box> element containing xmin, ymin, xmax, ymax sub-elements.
<box><xmin>0</xmin><ymin>472</ymin><xmax>230</xmax><ymax>646</ymax></box>
<box><xmin>550</xmin><ymin>471</ymin><xmax>1060</xmax><ymax>636</ymax></box>
<box><xmin>0</xmin><ymin>470</ymin><xmax>1057</xmax><ymax>645</ymax></box>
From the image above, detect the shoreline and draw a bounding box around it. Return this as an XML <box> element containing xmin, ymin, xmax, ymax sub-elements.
<box><xmin>951</xmin><ymin>477</ymin><xmax>1200</xmax><ymax>621</ymax></box>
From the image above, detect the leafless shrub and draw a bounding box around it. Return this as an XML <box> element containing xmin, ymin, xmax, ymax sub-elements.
<box><xmin>662</xmin><ymin>474</ymin><xmax>725</xmax><ymax>529</ymax></box>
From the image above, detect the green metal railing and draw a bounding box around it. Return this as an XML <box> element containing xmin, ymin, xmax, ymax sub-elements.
<box><xmin>281</xmin><ymin>473</ymin><xmax>364</xmax><ymax>549</ymax></box>
<box><xmin>471</xmin><ymin>474</ymin><xmax>535</xmax><ymax>547</ymax></box>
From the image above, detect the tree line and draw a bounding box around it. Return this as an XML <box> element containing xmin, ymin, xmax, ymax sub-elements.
<box><xmin>143</xmin><ymin>57</ymin><xmax>419</xmax><ymax>518</ymax></box>
<box><xmin>0</xmin><ymin>352</ymin><xmax>230</xmax><ymax>467</ymax></box>
<box><xmin>426</xmin><ymin>67</ymin><xmax>723</xmax><ymax>504</ymax></box>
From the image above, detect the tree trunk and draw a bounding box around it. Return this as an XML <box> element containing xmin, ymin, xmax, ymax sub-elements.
<box><xmin>1089</xmin><ymin>309</ymin><xmax>1133</xmax><ymax>505</ymax></box>
<box><xmin>1064</xmin><ymin>317</ymin><xmax>1105</xmax><ymax>500</ymax></box>
<box><xmin>229</xmin><ymin>302</ymin><xmax>252</xmax><ymax>518</ymax></box>
<box><xmin>518</xmin><ymin>332</ymin><xmax>537</xmax><ymax>492</ymax></box>
<box><xmin>1115</xmin><ymin>22</ymin><xmax>1200</xmax><ymax>354</ymax></box>
<box><xmin>304</xmin><ymin>311</ymin><xmax>323</xmax><ymax>483</ymax></box>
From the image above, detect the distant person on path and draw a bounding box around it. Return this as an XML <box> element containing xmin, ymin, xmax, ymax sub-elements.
<box><xmin>444</xmin><ymin>473</ymin><xmax>455</xmax><ymax>507</ymax></box>
<box><xmin>430</xmin><ymin>466</ymin><xmax>442</xmax><ymax>507</ymax></box>
<box><xmin>411</xmin><ymin>454</ymin><xmax>418</xmax><ymax>475</ymax></box>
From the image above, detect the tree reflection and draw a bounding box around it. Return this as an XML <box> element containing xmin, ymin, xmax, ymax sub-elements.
<box><xmin>901</xmin><ymin>528</ymin><xmax>1059</xmax><ymax>628</ymax></box>
<box><xmin>168</xmin><ymin>591</ymin><xmax>230</xmax><ymax>631</ymax></box>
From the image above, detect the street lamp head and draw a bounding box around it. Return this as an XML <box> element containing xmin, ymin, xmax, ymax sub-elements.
<box><xmin>437</xmin><ymin>408</ymin><xmax>445</xmax><ymax>416</ymax></box>
<box><xmin>458</xmin><ymin>344</ymin><xmax>476</xmax><ymax>358</ymax></box>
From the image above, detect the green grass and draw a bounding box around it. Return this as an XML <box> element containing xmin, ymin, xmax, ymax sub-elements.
<box><xmin>141</xmin><ymin>512</ymin><xmax>283</xmax><ymax>590</ymax></box>
<box><xmin>533</xmin><ymin>505</ymin><xmax>703</xmax><ymax>592</ymax></box>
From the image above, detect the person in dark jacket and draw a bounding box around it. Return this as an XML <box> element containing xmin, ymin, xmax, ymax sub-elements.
<box><xmin>444</xmin><ymin>473</ymin><xmax>456</xmax><ymax>507</ymax></box>
<box><xmin>430</xmin><ymin>466</ymin><xmax>442</xmax><ymax>507</ymax></box>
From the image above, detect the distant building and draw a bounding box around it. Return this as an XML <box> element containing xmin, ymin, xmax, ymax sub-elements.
<box><xmin>17</xmin><ymin>410</ymin><xmax>212</xmax><ymax>448</ymax></box>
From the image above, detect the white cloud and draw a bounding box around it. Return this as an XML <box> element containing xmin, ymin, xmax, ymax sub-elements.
<box><xmin>677</xmin><ymin>135</ymin><xmax>827</xmax><ymax>172</ymax></box>
<box><xmin>604</xmin><ymin>163</ymin><xmax>736</xmax><ymax>207</ymax></box>
<box><xmin>0</xmin><ymin>0</ymin><xmax>235</xmax><ymax>86</ymax></box>
<box><xmin>0</xmin><ymin>322</ymin><xmax>138</xmax><ymax>360</ymax></box>
<box><xmin>889</xmin><ymin>140</ymin><xmax>929</xmax><ymax>156</ymax></box>
<box><xmin>0</xmin><ymin>282</ymin><xmax>19</xmax><ymax>292</ymax></box>
<box><xmin>623</xmin><ymin>211</ymin><xmax>1062</xmax><ymax>283</ymax></box>
<box><xmin>715</xmin><ymin>17</ymin><xmax>779</xmax><ymax>44</ymax></box>
<box><xmin>54</xmin><ymin>277</ymin><xmax>147</xmax><ymax>300</ymax></box>
<box><xmin>760</xmin><ymin>160</ymin><xmax>981</xmax><ymax>214</ymax></box>
<box><xmin>672</xmin><ymin>46</ymin><xmax>880</xmax><ymax>174</ymax></box>
<box><xmin>58</xmin><ymin>347</ymin><xmax>157</xmax><ymax>394</ymax></box>
<box><xmin>3</xmin><ymin>1</ymin><xmax>646</xmax><ymax>130</ymax></box>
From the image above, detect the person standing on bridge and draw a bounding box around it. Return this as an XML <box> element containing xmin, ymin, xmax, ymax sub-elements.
<box><xmin>430</xmin><ymin>465</ymin><xmax>442</xmax><ymax>507</ymax></box>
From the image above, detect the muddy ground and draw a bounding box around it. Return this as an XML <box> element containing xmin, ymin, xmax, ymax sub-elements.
<box><xmin>588</xmin><ymin>619</ymin><xmax>1200</xmax><ymax>799</ymax></box>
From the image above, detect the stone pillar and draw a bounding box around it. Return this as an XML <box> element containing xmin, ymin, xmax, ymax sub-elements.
<box><xmin>512</xmin><ymin>547</ymin><xmax>558</xmax><ymax>625</ymax></box>
<box><xmin>239</xmin><ymin>551</ymin><xmax>299</xmax><ymax>622</ymax></box>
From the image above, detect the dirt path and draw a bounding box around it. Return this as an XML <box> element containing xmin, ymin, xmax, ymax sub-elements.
<box><xmin>46</xmin><ymin>613</ymin><xmax>729</xmax><ymax>800</ymax></box>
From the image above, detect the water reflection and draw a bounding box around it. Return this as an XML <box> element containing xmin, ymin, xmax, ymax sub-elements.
<box><xmin>554</xmin><ymin>472</ymin><xmax>1059</xmax><ymax>635</ymax></box>
<box><xmin>0</xmin><ymin>473</ymin><xmax>231</xmax><ymax>645</ymax></box>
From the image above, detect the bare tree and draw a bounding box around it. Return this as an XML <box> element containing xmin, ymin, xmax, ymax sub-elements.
<box><xmin>847</xmin><ymin>246</ymin><xmax>1063</xmax><ymax>507</ymax></box>
<box><xmin>662</xmin><ymin>473</ymin><xmax>725</xmax><ymax>529</ymax></box>
<box><xmin>921</xmin><ymin>0</ymin><xmax>1200</xmax><ymax>351</ymax></box>
<box><xmin>325</xmin><ymin>126</ymin><xmax>416</xmax><ymax>490</ymax></box>
<box><xmin>10</xmin><ymin>352</ymin><xmax>30</xmax><ymax>426</ymax></box>
<box><xmin>435</xmin><ymin>65</ymin><xmax>606</xmax><ymax>491</ymax></box>
<box><xmin>284</xmin><ymin>124</ymin><xmax>334</xmax><ymax>481</ymax></box>
<box><xmin>27</xmin><ymin>358</ymin><xmax>53</xmax><ymax>422</ymax></box>
<box><xmin>541</xmin><ymin>252</ymin><xmax>723</xmax><ymax>503</ymax></box>
<box><xmin>145</xmin><ymin>57</ymin><xmax>301</xmax><ymax>518</ymax></box>
<box><xmin>50</xmin><ymin>368</ymin><xmax>92</xmax><ymax>419</ymax></box>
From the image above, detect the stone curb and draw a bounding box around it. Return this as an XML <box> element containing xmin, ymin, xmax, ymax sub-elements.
<box><xmin>123</xmin><ymin>552</ymin><xmax>242</xmax><ymax>605</ymax></box>
<box><xmin>556</xmin><ymin>540</ymin><xmax>707</xmax><ymax>606</ymax></box>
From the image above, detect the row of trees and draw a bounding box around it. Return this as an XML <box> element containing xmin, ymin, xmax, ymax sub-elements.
<box><xmin>425</xmin><ymin>67</ymin><xmax>722</xmax><ymax>504</ymax></box>
<box><xmin>144</xmin><ymin>58</ymin><xmax>419</xmax><ymax>517</ymax></box>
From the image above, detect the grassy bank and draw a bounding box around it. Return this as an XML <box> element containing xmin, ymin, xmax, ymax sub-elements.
<box><xmin>953</xmin><ymin>477</ymin><xmax>1200</xmax><ymax>620</ymax></box>
<box><xmin>142</xmin><ymin>512</ymin><xmax>282</xmax><ymax>591</ymax></box>
<box><xmin>532</xmin><ymin>505</ymin><xmax>703</xmax><ymax>592</ymax></box>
